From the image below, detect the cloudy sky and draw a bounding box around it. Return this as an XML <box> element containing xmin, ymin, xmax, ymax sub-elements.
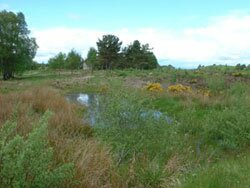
<box><xmin>1</xmin><ymin>0</ymin><xmax>250</xmax><ymax>68</ymax></box>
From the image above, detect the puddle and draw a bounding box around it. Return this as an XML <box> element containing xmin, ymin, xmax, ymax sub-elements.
<box><xmin>66</xmin><ymin>93</ymin><xmax>172</xmax><ymax>126</ymax></box>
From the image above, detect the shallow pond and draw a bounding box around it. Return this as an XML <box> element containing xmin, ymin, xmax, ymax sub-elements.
<box><xmin>66</xmin><ymin>93</ymin><xmax>98</xmax><ymax>125</ymax></box>
<box><xmin>66</xmin><ymin>93</ymin><xmax>172</xmax><ymax>126</ymax></box>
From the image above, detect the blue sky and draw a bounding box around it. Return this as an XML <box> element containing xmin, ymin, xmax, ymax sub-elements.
<box><xmin>1</xmin><ymin>0</ymin><xmax>250</xmax><ymax>67</ymax></box>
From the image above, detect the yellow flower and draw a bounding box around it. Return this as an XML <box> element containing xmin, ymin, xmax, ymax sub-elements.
<box><xmin>167</xmin><ymin>84</ymin><xmax>192</xmax><ymax>93</ymax></box>
<box><xmin>198</xmin><ymin>89</ymin><xmax>211</xmax><ymax>97</ymax></box>
<box><xmin>144</xmin><ymin>82</ymin><xmax>164</xmax><ymax>92</ymax></box>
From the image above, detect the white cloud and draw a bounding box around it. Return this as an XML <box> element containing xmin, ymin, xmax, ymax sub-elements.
<box><xmin>32</xmin><ymin>11</ymin><xmax>250</xmax><ymax>67</ymax></box>
<box><xmin>32</xmin><ymin>27</ymin><xmax>104</xmax><ymax>62</ymax></box>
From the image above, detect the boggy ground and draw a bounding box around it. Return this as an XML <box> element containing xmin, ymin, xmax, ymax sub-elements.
<box><xmin>0</xmin><ymin>67</ymin><xmax>250</xmax><ymax>187</ymax></box>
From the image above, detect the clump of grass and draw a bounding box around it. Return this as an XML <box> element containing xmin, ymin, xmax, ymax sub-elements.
<box><xmin>0</xmin><ymin>87</ymin><xmax>121</xmax><ymax>187</ymax></box>
<box><xmin>181</xmin><ymin>155</ymin><xmax>250</xmax><ymax>188</ymax></box>
<box><xmin>94</xmin><ymin>88</ymin><xmax>182</xmax><ymax>187</ymax></box>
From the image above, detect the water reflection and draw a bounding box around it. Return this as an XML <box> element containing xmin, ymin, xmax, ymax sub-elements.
<box><xmin>66</xmin><ymin>93</ymin><xmax>98</xmax><ymax>125</ymax></box>
<box><xmin>66</xmin><ymin>93</ymin><xmax>172</xmax><ymax>126</ymax></box>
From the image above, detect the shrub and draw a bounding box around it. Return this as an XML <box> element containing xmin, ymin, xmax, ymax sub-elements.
<box><xmin>197</xmin><ymin>89</ymin><xmax>212</xmax><ymax>97</ymax></box>
<box><xmin>144</xmin><ymin>82</ymin><xmax>164</xmax><ymax>92</ymax></box>
<box><xmin>0</xmin><ymin>111</ymin><xmax>74</xmax><ymax>188</ymax></box>
<box><xmin>232</xmin><ymin>72</ymin><xmax>246</xmax><ymax>77</ymax></box>
<box><xmin>168</xmin><ymin>84</ymin><xmax>192</xmax><ymax>93</ymax></box>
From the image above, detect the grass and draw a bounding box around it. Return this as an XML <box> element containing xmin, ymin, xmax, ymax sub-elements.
<box><xmin>0</xmin><ymin>66</ymin><xmax>250</xmax><ymax>187</ymax></box>
<box><xmin>0</xmin><ymin>87</ymin><xmax>121</xmax><ymax>187</ymax></box>
<box><xmin>181</xmin><ymin>154</ymin><xmax>250</xmax><ymax>188</ymax></box>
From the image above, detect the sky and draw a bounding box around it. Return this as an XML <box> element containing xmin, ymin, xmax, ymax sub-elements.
<box><xmin>1</xmin><ymin>0</ymin><xmax>250</xmax><ymax>68</ymax></box>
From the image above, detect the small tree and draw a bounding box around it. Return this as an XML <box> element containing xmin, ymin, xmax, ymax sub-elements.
<box><xmin>123</xmin><ymin>40</ymin><xmax>158</xmax><ymax>69</ymax></box>
<box><xmin>97</xmin><ymin>35</ymin><xmax>122</xmax><ymax>69</ymax></box>
<box><xmin>65</xmin><ymin>49</ymin><xmax>82</xmax><ymax>73</ymax></box>
<box><xmin>236</xmin><ymin>63</ymin><xmax>246</xmax><ymax>70</ymax></box>
<box><xmin>85</xmin><ymin>47</ymin><xmax>99</xmax><ymax>72</ymax></box>
<box><xmin>0</xmin><ymin>10</ymin><xmax>38</xmax><ymax>80</ymax></box>
<box><xmin>48</xmin><ymin>52</ymin><xmax>66</xmax><ymax>70</ymax></box>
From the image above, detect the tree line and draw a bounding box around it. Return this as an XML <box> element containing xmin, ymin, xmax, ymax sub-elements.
<box><xmin>49</xmin><ymin>35</ymin><xmax>159</xmax><ymax>71</ymax></box>
<box><xmin>0</xmin><ymin>10</ymin><xmax>159</xmax><ymax>80</ymax></box>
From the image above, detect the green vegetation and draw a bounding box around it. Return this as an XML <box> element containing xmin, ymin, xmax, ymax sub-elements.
<box><xmin>0</xmin><ymin>112</ymin><xmax>74</xmax><ymax>187</ymax></box>
<box><xmin>0</xmin><ymin>10</ymin><xmax>38</xmax><ymax>80</ymax></box>
<box><xmin>1</xmin><ymin>10</ymin><xmax>250</xmax><ymax>188</ymax></box>
<box><xmin>47</xmin><ymin>34</ymin><xmax>159</xmax><ymax>72</ymax></box>
<box><xmin>48</xmin><ymin>50</ymin><xmax>83</xmax><ymax>71</ymax></box>
<box><xmin>0</xmin><ymin>66</ymin><xmax>249</xmax><ymax>187</ymax></box>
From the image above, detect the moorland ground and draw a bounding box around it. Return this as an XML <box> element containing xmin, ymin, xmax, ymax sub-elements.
<box><xmin>0</xmin><ymin>66</ymin><xmax>250</xmax><ymax>187</ymax></box>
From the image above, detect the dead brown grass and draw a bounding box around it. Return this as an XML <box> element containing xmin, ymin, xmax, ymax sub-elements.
<box><xmin>0</xmin><ymin>87</ymin><xmax>122</xmax><ymax>188</ymax></box>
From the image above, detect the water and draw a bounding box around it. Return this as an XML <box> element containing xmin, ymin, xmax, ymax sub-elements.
<box><xmin>66</xmin><ymin>93</ymin><xmax>172</xmax><ymax>126</ymax></box>
<box><xmin>66</xmin><ymin>93</ymin><xmax>98</xmax><ymax>125</ymax></box>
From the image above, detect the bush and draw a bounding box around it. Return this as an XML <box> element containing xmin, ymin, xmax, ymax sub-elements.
<box><xmin>0</xmin><ymin>111</ymin><xmax>74</xmax><ymax>188</ymax></box>
<box><xmin>168</xmin><ymin>84</ymin><xmax>192</xmax><ymax>93</ymax></box>
<box><xmin>144</xmin><ymin>82</ymin><xmax>164</xmax><ymax>92</ymax></box>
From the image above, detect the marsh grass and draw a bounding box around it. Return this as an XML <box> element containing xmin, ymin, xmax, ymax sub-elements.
<box><xmin>0</xmin><ymin>87</ymin><xmax>121</xmax><ymax>187</ymax></box>
<box><xmin>1</xmin><ymin>68</ymin><xmax>250</xmax><ymax>187</ymax></box>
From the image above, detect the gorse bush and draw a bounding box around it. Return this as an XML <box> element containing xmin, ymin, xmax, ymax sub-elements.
<box><xmin>144</xmin><ymin>82</ymin><xmax>163</xmax><ymax>92</ymax></box>
<box><xmin>168</xmin><ymin>84</ymin><xmax>192</xmax><ymax>93</ymax></box>
<box><xmin>0</xmin><ymin>111</ymin><xmax>74</xmax><ymax>188</ymax></box>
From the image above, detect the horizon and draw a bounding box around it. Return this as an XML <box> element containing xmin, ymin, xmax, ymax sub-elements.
<box><xmin>1</xmin><ymin>0</ymin><xmax>250</xmax><ymax>67</ymax></box>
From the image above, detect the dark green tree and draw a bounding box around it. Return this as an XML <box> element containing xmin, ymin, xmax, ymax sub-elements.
<box><xmin>236</xmin><ymin>63</ymin><xmax>246</xmax><ymax>70</ymax></box>
<box><xmin>48</xmin><ymin>52</ymin><xmax>66</xmax><ymax>70</ymax></box>
<box><xmin>65</xmin><ymin>49</ymin><xmax>82</xmax><ymax>71</ymax></box>
<box><xmin>123</xmin><ymin>40</ymin><xmax>158</xmax><ymax>69</ymax></box>
<box><xmin>85</xmin><ymin>47</ymin><xmax>99</xmax><ymax>71</ymax></box>
<box><xmin>96</xmin><ymin>35</ymin><xmax>122</xmax><ymax>69</ymax></box>
<box><xmin>0</xmin><ymin>10</ymin><xmax>38</xmax><ymax>80</ymax></box>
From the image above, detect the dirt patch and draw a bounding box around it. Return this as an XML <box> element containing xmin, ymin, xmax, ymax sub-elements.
<box><xmin>123</xmin><ymin>76</ymin><xmax>148</xmax><ymax>89</ymax></box>
<box><xmin>51</xmin><ymin>76</ymin><xmax>94</xmax><ymax>89</ymax></box>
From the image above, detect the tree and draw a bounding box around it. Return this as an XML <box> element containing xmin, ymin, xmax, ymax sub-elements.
<box><xmin>85</xmin><ymin>47</ymin><xmax>99</xmax><ymax>71</ymax></box>
<box><xmin>65</xmin><ymin>49</ymin><xmax>82</xmax><ymax>72</ymax></box>
<box><xmin>123</xmin><ymin>40</ymin><xmax>158</xmax><ymax>69</ymax></box>
<box><xmin>0</xmin><ymin>10</ymin><xmax>38</xmax><ymax>80</ymax></box>
<box><xmin>96</xmin><ymin>35</ymin><xmax>122</xmax><ymax>69</ymax></box>
<box><xmin>236</xmin><ymin>63</ymin><xmax>246</xmax><ymax>70</ymax></box>
<box><xmin>48</xmin><ymin>52</ymin><xmax>66</xmax><ymax>70</ymax></box>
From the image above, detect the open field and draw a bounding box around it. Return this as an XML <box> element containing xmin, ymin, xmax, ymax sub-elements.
<box><xmin>0</xmin><ymin>67</ymin><xmax>250</xmax><ymax>187</ymax></box>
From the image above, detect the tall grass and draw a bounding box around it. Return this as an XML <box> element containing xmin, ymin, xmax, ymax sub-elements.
<box><xmin>0</xmin><ymin>87</ymin><xmax>121</xmax><ymax>187</ymax></box>
<box><xmin>94</xmin><ymin>88</ymin><xmax>184</xmax><ymax>187</ymax></box>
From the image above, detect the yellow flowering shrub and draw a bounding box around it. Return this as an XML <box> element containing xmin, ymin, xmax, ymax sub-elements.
<box><xmin>167</xmin><ymin>84</ymin><xmax>192</xmax><ymax>93</ymax></box>
<box><xmin>189</xmin><ymin>78</ymin><xmax>198</xmax><ymax>84</ymax></box>
<box><xmin>99</xmin><ymin>85</ymin><xmax>109</xmax><ymax>93</ymax></box>
<box><xmin>144</xmin><ymin>82</ymin><xmax>164</xmax><ymax>92</ymax></box>
<box><xmin>198</xmin><ymin>89</ymin><xmax>212</xmax><ymax>97</ymax></box>
<box><xmin>232</xmin><ymin>72</ymin><xmax>246</xmax><ymax>77</ymax></box>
